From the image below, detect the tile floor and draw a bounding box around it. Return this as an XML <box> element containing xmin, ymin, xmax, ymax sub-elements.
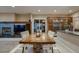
<box><xmin>0</xmin><ymin>38</ymin><xmax>21</xmax><ymax>53</ymax></box>
<box><xmin>0</xmin><ymin>32</ymin><xmax>79</xmax><ymax>53</ymax></box>
<box><xmin>9</xmin><ymin>36</ymin><xmax>76</xmax><ymax>53</ymax></box>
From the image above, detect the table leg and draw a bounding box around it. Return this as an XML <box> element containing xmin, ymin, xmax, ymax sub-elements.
<box><xmin>33</xmin><ymin>44</ymin><xmax>43</xmax><ymax>53</ymax></box>
<box><xmin>22</xmin><ymin>46</ymin><xmax>25</xmax><ymax>53</ymax></box>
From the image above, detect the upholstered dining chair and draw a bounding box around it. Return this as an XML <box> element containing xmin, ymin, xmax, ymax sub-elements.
<box><xmin>20</xmin><ymin>31</ymin><xmax>33</xmax><ymax>53</ymax></box>
<box><xmin>48</xmin><ymin>30</ymin><xmax>55</xmax><ymax>38</ymax></box>
<box><xmin>44</xmin><ymin>31</ymin><xmax>56</xmax><ymax>53</ymax></box>
<box><xmin>21</xmin><ymin>31</ymin><xmax>29</xmax><ymax>39</ymax></box>
<box><xmin>43</xmin><ymin>44</ymin><xmax>53</xmax><ymax>53</ymax></box>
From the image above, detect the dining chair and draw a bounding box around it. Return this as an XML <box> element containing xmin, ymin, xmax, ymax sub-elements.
<box><xmin>43</xmin><ymin>44</ymin><xmax>53</xmax><ymax>53</ymax></box>
<box><xmin>20</xmin><ymin>31</ymin><xmax>33</xmax><ymax>53</ymax></box>
<box><xmin>20</xmin><ymin>31</ymin><xmax>29</xmax><ymax>39</ymax></box>
<box><xmin>46</xmin><ymin>31</ymin><xmax>56</xmax><ymax>53</ymax></box>
<box><xmin>48</xmin><ymin>31</ymin><xmax>55</xmax><ymax>38</ymax></box>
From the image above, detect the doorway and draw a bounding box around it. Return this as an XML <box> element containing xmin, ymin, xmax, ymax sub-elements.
<box><xmin>33</xmin><ymin>19</ymin><xmax>46</xmax><ymax>33</ymax></box>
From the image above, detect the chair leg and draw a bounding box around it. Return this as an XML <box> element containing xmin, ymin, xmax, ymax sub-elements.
<box><xmin>25</xmin><ymin>47</ymin><xmax>27</xmax><ymax>49</ymax></box>
<box><xmin>52</xmin><ymin>47</ymin><xmax>53</xmax><ymax>53</ymax></box>
<box><xmin>22</xmin><ymin>47</ymin><xmax>25</xmax><ymax>53</ymax></box>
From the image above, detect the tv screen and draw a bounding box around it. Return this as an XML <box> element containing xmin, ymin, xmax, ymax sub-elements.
<box><xmin>14</xmin><ymin>25</ymin><xmax>26</xmax><ymax>32</ymax></box>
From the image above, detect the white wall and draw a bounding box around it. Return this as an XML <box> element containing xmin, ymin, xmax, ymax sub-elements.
<box><xmin>15</xmin><ymin>14</ymin><xmax>30</xmax><ymax>22</ymax></box>
<box><xmin>72</xmin><ymin>12</ymin><xmax>79</xmax><ymax>30</ymax></box>
<box><xmin>33</xmin><ymin>14</ymin><xmax>47</xmax><ymax>19</ymax></box>
<box><xmin>0</xmin><ymin>13</ymin><xmax>15</xmax><ymax>22</ymax></box>
<box><xmin>72</xmin><ymin>12</ymin><xmax>79</xmax><ymax>17</ymax></box>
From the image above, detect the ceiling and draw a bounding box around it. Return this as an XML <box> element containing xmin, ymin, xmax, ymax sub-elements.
<box><xmin>0</xmin><ymin>6</ymin><xmax>79</xmax><ymax>14</ymax></box>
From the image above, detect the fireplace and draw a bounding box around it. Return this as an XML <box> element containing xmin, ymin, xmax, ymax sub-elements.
<box><xmin>2</xmin><ymin>27</ymin><xmax>12</xmax><ymax>36</ymax></box>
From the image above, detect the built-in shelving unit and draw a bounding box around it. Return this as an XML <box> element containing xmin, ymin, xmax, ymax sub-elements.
<box><xmin>47</xmin><ymin>17</ymin><xmax>73</xmax><ymax>31</ymax></box>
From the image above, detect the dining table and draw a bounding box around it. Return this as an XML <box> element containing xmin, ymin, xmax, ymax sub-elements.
<box><xmin>19</xmin><ymin>33</ymin><xmax>56</xmax><ymax>53</ymax></box>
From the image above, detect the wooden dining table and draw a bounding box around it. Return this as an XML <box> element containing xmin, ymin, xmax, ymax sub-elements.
<box><xmin>19</xmin><ymin>33</ymin><xmax>56</xmax><ymax>53</ymax></box>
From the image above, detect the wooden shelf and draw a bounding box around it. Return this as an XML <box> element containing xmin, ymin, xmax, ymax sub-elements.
<box><xmin>47</xmin><ymin>16</ymin><xmax>72</xmax><ymax>31</ymax></box>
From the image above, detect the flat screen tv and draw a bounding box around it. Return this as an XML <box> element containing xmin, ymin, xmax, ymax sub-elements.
<box><xmin>14</xmin><ymin>25</ymin><xmax>26</xmax><ymax>32</ymax></box>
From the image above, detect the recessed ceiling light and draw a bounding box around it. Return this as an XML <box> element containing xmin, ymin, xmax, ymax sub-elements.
<box><xmin>37</xmin><ymin>10</ymin><xmax>41</xmax><ymax>12</ymax></box>
<box><xmin>54</xmin><ymin>10</ymin><xmax>57</xmax><ymax>12</ymax></box>
<box><xmin>69</xmin><ymin>10</ymin><xmax>72</xmax><ymax>13</ymax></box>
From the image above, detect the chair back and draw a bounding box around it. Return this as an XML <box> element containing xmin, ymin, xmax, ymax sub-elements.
<box><xmin>21</xmin><ymin>31</ymin><xmax>29</xmax><ymax>39</ymax></box>
<box><xmin>48</xmin><ymin>31</ymin><xmax>55</xmax><ymax>38</ymax></box>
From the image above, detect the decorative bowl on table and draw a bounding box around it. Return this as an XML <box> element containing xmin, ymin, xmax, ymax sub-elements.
<box><xmin>36</xmin><ymin>32</ymin><xmax>40</xmax><ymax>37</ymax></box>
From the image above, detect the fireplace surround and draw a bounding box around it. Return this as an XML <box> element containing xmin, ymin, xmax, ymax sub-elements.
<box><xmin>2</xmin><ymin>27</ymin><xmax>12</xmax><ymax>36</ymax></box>
<box><xmin>0</xmin><ymin>22</ymin><xmax>14</xmax><ymax>37</ymax></box>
